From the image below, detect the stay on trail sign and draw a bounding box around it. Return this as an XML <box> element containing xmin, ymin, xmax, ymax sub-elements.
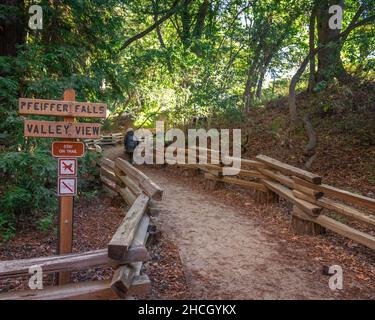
<box><xmin>52</xmin><ymin>141</ymin><xmax>84</xmax><ymax>158</ymax></box>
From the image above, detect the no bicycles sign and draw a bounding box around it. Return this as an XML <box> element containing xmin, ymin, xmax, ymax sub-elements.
<box><xmin>58</xmin><ymin>177</ymin><xmax>77</xmax><ymax>196</ymax></box>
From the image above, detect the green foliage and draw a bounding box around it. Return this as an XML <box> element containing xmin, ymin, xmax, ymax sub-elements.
<box><xmin>270</xmin><ymin>118</ymin><xmax>284</xmax><ymax>138</ymax></box>
<box><xmin>78</xmin><ymin>150</ymin><xmax>101</xmax><ymax>192</ymax></box>
<box><xmin>81</xmin><ymin>189</ymin><xmax>99</xmax><ymax>199</ymax></box>
<box><xmin>0</xmin><ymin>212</ymin><xmax>16</xmax><ymax>242</ymax></box>
<box><xmin>0</xmin><ymin>146</ymin><xmax>101</xmax><ymax>240</ymax></box>
<box><xmin>0</xmin><ymin>149</ymin><xmax>57</xmax><ymax>239</ymax></box>
<box><xmin>37</xmin><ymin>214</ymin><xmax>54</xmax><ymax>233</ymax></box>
<box><xmin>314</xmin><ymin>81</ymin><xmax>329</xmax><ymax>93</ymax></box>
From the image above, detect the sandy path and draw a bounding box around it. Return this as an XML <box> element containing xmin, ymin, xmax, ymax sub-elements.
<box><xmin>143</xmin><ymin>168</ymin><xmax>338</xmax><ymax>300</ymax></box>
<box><xmin>104</xmin><ymin>146</ymin><xmax>336</xmax><ymax>299</ymax></box>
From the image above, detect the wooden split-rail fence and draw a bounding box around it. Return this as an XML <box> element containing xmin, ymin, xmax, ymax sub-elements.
<box><xmin>0</xmin><ymin>157</ymin><xmax>163</xmax><ymax>300</ymax></box>
<box><xmin>164</xmin><ymin>146</ymin><xmax>375</xmax><ymax>251</ymax></box>
<box><xmin>84</xmin><ymin>132</ymin><xmax>124</xmax><ymax>148</ymax></box>
<box><xmin>1</xmin><ymin>145</ymin><xmax>374</xmax><ymax>299</ymax></box>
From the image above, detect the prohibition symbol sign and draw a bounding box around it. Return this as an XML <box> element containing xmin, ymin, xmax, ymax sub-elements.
<box><xmin>58</xmin><ymin>177</ymin><xmax>77</xmax><ymax>196</ymax></box>
<box><xmin>58</xmin><ymin>159</ymin><xmax>77</xmax><ymax>176</ymax></box>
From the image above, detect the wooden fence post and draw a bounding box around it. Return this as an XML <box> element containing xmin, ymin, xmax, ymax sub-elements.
<box><xmin>254</xmin><ymin>190</ymin><xmax>279</xmax><ymax>205</ymax></box>
<box><xmin>291</xmin><ymin>205</ymin><xmax>325</xmax><ymax>236</ymax></box>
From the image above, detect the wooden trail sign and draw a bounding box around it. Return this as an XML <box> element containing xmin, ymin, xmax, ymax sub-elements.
<box><xmin>19</xmin><ymin>98</ymin><xmax>107</xmax><ymax>118</ymax></box>
<box><xmin>18</xmin><ymin>89</ymin><xmax>107</xmax><ymax>286</ymax></box>
<box><xmin>52</xmin><ymin>141</ymin><xmax>84</xmax><ymax>158</ymax></box>
<box><xmin>24</xmin><ymin>120</ymin><xmax>101</xmax><ymax>139</ymax></box>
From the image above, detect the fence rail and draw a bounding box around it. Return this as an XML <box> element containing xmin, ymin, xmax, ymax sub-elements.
<box><xmin>99</xmin><ymin>156</ymin><xmax>163</xmax><ymax>298</ymax></box>
<box><xmin>170</xmin><ymin>147</ymin><xmax>375</xmax><ymax>251</ymax></box>
<box><xmin>84</xmin><ymin>132</ymin><xmax>124</xmax><ymax>147</ymax></box>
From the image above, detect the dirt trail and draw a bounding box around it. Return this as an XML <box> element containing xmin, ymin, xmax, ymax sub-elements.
<box><xmin>104</xmin><ymin>145</ymin><xmax>345</xmax><ymax>299</ymax></box>
<box><xmin>144</xmin><ymin>168</ymin><xmax>338</xmax><ymax>299</ymax></box>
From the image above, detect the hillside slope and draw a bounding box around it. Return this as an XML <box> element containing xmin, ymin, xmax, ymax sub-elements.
<box><xmin>239</xmin><ymin>81</ymin><xmax>375</xmax><ymax>197</ymax></box>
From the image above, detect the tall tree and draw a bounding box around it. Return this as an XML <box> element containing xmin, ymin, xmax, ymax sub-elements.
<box><xmin>0</xmin><ymin>0</ymin><xmax>25</xmax><ymax>57</ymax></box>
<box><xmin>308</xmin><ymin>2</ymin><xmax>317</xmax><ymax>92</ymax></box>
<box><xmin>315</xmin><ymin>0</ymin><xmax>351</xmax><ymax>84</ymax></box>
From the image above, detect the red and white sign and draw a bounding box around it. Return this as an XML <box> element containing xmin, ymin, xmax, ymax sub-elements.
<box><xmin>52</xmin><ymin>141</ymin><xmax>84</xmax><ymax>158</ymax></box>
<box><xmin>58</xmin><ymin>159</ymin><xmax>77</xmax><ymax>176</ymax></box>
<box><xmin>58</xmin><ymin>177</ymin><xmax>77</xmax><ymax>196</ymax></box>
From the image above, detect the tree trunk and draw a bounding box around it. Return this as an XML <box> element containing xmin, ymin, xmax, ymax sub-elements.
<box><xmin>0</xmin><ymin>0</ymin><xmax>26</xmax><ymax>57</ymax></box>
<box><xmin>243</xmin><ymin>44</ymin><xmax>262</xmax><ymax>110</ymax></box>
<box><xmin>191</xmin><ymin>0</ymin><xmax>210</xmax><ymax>56</ymax></box>
<box><xmin>192</xmin><ymin>0</ymin><xmax>209</xmax><ymax>39</ymax></box>
<box><xmin>153</xmin><ymin>0</ymin><xmax>173</xmax><ymax>73</ymax></box>
<box><xmin>308</xmin><ymin>4</ymin><xmax>317</xmax><ymax>92</ymax></box>
<box><xmin>303</xmin><ymin>113</ymin><xmax>318</xmax><ymax>168</ymax></box>
<box><xmin>289</xmin><ymin>55</ymin><xmax>311</xmax><ymax>125</ymax></box>
<box><xmin>180</xmin><ymin>0</ymin><xmax>191</xmax><ymax>48</ymax></box>
<box><xmin>256</xmin><ymin>76</ymin><xmax>263</xmax><ymax>99</ymax></box>
<box><xmin>316</xmin><ymin>0</ymin><xmax>351</xmax><ymax>84</ymax></box>
<box><xmin>256</xmin><ymin>65</ymin><xmax>267</xmax><ymax>99</ymax></box>
<box><xmin>243</xmin><ymin>66</ymin><xmax>258</xmax><ymax>110</ymax></box>
<box><xmin>256</xmin><ymin>55</ymin><xmax>272</xmax><ymax>99</ymax></box>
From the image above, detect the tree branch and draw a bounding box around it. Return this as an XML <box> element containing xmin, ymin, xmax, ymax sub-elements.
<box><xmin>119</xmin><ymin>0</ymin><xmax>189</xmax><ymax>52</ymax></box>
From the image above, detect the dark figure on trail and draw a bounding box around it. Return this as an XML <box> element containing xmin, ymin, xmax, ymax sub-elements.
<box><xmin>124</xmin><ymin>128</ymin><xmax>138</xmax><ymax>164</ymax></box>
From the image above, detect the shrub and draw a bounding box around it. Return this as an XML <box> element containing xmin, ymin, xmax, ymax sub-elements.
<box><xmin>0</xmin><ymin>145</ymin><xmax>101</xmax><ymax>241</ymax></box>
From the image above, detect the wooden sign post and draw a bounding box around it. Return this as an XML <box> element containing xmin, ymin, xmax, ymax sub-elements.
<box><xmin>58</xmin><ymin>89</ymin><xmax>75</xmax><ymax>285</ymax></box>
<box><xmin>19</xmin><ymin>89</ymin><xmax>107</xmax><ymax>286</ymax></box>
